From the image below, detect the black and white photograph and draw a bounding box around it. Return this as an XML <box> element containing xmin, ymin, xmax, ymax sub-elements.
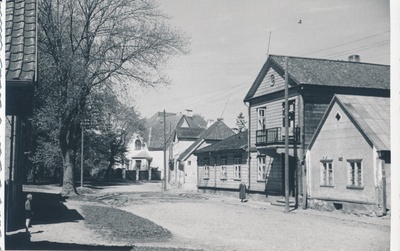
<box><xmin>1</xmin><ymin>0</ymin><xmax>399</xmax><ymax>250</ymax></box>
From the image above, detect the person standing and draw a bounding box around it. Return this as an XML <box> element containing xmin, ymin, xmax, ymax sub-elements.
<box><xmin>25</xmin><ymin>194</ymin><xmax>33</xmax><ymax>233</ymax></box>
<box><xmin>239</xmin><ymin>182</ymin><xmax>247</xmax><ymax>202</ymax></box>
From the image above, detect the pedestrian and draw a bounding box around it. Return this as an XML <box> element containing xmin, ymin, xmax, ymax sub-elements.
<box><xmin>25</xmin><ymin>194</ymin><xmax>33</xmax><ymax>233</ymax></box>
<box><xmin>239</xmin><ymin>182</ymin><xmax>247</xmax><ymax>202</ymax></box>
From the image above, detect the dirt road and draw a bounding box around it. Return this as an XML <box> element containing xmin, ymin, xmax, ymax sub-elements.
<box><xmin>99</xmin><ymin>182</ymin><xmax>390</xmax><ymax>251</ymax></box>
<box><xmin>18</xmin><ymin>182</ymin><xmax>390</xmax><ymax>251</ymax></box>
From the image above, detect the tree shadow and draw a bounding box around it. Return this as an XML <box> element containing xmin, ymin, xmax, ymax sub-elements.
<box><xmin>31</xmin><ymin>192</ymin><xmax>84</xmax><ymax>225</ymax></box>
<box><xmin>6</xmin><ymin>232</ymin><xmax>134</xmax><ymax>250</ymax></box>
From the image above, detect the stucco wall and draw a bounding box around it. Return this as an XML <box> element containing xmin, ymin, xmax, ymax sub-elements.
<box><xmin>309</xmin><ymin>102</ymin><xmax>376</xmax><ymax>205</ymax></box>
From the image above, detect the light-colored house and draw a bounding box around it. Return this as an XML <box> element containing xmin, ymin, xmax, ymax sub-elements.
<box><xmin>195</xmin><ymin>130</ymin><xmax>248</xmax><ymax>190</ymax></box>
<box><xmin>176</xmin><ymin>119</ymin><xmax>235</xmax><ymax>189</ymax></box>
<box><xmin>131</xmin><ymin>109</ymin><xmax>207</xmax><ymax>184</ymax></box>
<box><xmin>125</xmin><ymin>133</ymin><xmax>154</xmax><ymax>180</ymax></box>
<box><xmin>243</xmin><ymin>54</ymin><xmax>390</xmax><ymax>205</ymax></box>
<box><xmin>307</xmin><ymin>94</ymin><xmax>390</xmax><ymax>216</ymax></box>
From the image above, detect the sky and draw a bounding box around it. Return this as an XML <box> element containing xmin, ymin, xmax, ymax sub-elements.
<box><xmin>132</xmin><ymin>0</ymin><xmax>390</xmax><ymax>128</ymax></box>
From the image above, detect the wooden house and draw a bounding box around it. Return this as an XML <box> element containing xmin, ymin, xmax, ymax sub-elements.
<box><xmin>307</xmin><ymin>94</ymin><xmax>390</xmax><ymax>216</ymax></box>
<box><xmin>195</xmin><ymin>130</ymin><xmax>248</xmax><ymax>190</ymax></box>
<box><xmin>5</xmin><ymin>0</ymin><xmax>37</xmax><ymax>233</ymax></box>
<box><xmin>141</xmin><ymin>109</ymin><xmax>207</xmax><ymax>184</ymax></box>
<box><xmin>176</xmin><ymin>119</ymin><xmax>235</xmax><ymax>189</ymax></box>
<box><xmin>243</xmin><ymin>55</ymin><xmax>390</xmax><ymax>203</ymax></box>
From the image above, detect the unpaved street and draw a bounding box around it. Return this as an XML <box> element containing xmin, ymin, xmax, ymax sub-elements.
<box><xmin>99</xmin><ymin>183</ymin><xmax>390</xmax><ymax>251</ymax></box>
<box><xmin>19</xmin><ymin>182</ymin><xmax>390</xmax><ymax>251</ymax></box>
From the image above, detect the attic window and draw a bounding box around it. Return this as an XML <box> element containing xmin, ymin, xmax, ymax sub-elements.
<box><xmin>335</xmin><ymin>112</ymin><xmax>341</xmax><ymax>122</ymax></box>
<box><xmin>269</xmin><ymin>74</ymin><xmax>275</xmax><ymax>86</ymax></box>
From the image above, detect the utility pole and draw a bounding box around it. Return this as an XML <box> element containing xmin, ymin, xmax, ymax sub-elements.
<box><xmin>80</xmin><ymin>126</ymin><xmax>84</xmax><ymax>188</ymax></box>
<box><xmin>284</xmin><ymin>56</ymin><xmax>290</xmax><ymax>213</ymax></box>
<box><xmin>163</xmin><ymin>110</ymin><xmax>167</xmax><ymax>191</ymax></box>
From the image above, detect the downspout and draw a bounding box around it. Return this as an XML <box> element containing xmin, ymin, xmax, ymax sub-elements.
<box><xmin>245</xmin><ymin>102</ymin><xmax>251</xmax><ymax>190</ymax></box>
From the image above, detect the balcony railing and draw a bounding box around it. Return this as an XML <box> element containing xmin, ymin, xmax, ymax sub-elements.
<box><xmin>256</xmin><ymin>127</ymin><xmax>300</xmax><ymax>146</ymax></box>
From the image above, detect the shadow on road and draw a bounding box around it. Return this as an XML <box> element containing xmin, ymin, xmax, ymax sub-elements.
<box><xmin>6</xmin><ymin>232</ymin><xmax>134</xmax><ymax>250</ymax></box>
<box><xmin>31</xmin><ymin>191</ymin><xmax>84</xmax><ymax>225</ymax></box>
<box><xmin>6</xmin><ymin>191</ymin><xmax>86</xmax><ymax>250</ymax></box>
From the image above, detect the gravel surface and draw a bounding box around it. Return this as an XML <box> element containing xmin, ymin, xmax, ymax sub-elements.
<box><xmin>14</xmin><ymin>182</ymin><xmax>390</xmax><ymax>251</ymax></box>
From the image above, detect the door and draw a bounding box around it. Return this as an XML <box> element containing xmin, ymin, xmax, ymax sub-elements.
<box><xmin>281</xmin><ymin>154</ymin><xmax>296</xmax><ymax>197</ymax></box>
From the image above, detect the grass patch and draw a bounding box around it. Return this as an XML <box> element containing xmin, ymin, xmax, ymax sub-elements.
<box><xmin>81</xmin><ymin>205</ymin><xmax>172</xmax><ymax>244</ymax></box>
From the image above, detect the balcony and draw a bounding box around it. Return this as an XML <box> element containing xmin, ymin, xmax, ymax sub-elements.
<box><xmin>256</xmin><ymin>127</ymin><xmax>300</xmax><ymax>146</ymax></box>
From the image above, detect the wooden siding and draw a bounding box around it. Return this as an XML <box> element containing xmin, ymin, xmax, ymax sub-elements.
<box><xmin>197</xmin><ymin>152</ymin><xmax>248</xmax><ymax>189</ymax></box>
<box><xmin>304</xmin><ymin>103</ymin><xmax>329</xmax><ymax>147</ymax></box>
<box><xmin>253</xmin><ymin>65</ymin><xmax>286</xmax><ymax>98</ymax></box>
<box><xmin>250</xmin><ymin>97</ymin><xmax>299</xmax><ymax>148</ymax></box>
<box><xmin>309</xmin><ymin>102</ymin><xmax>376</xmax><ymax>203</ymax></box>
<box><xmin>249</xmin><ymin>151</ymin><xmax>284</xmax><ymax>194</ymax></box>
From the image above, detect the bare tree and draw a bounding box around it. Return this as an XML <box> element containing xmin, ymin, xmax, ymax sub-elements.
<box><xmin>236</xmin><ymin>112</ymin><xmax>247</xmax><ymax>132</ymax></box>
<box><xmin>37</xmin><ymin>0</ymin><xmax>188</xmax><ymax>196</ymax></box>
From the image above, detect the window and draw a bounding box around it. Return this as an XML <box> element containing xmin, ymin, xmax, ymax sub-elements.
<box><xmin>135</xmin><ymin>140</ymin><xmax>142</xmax><ymax>150</ymax></box>
<box><xmin>188</xmin><ymin>161</ymin><xmax>191</xmax><ymax>166</ymax></box>
<box><xmin>204</xmin><ymin>166</ymin><xmax>210</xmax><ymax>179</ymax></box>
<box><xmin>282</xmin><ymin>100</ymin><xmax>295</xmax><ymax>129</ymax></box>
<box><xmin>347</xmin><ymin>159</ymin><xmax>363</xmax><ymax>188</ymax></box>
<box><xmin>135</xmin><ymin>160</ymin><xmax>142</xmax><ymax>169</ymax></box>
<box><xmin>220</xmin><ymin>158</ymin><xmax>227</xmax><ymax>180</ymax></box>
<box><xmin>203</xmin><ymin>158</ymin><xmax>210</xmax><ymax>180</ymax></box>
<box><xmin>257</xmin><ymin>108</ymin><xmax>266</xmax><ymax>130</ymax></box>
<box><xmin>320</xmin><ymin>160</ymin><xmax>334</xmax><ymax>186</ymax></box>
<box><xmin>335</xmin><ymin>112</ymin><xmax>342</xmax><ymax>122</ymax></box>
<box><xmin>234</xmin><ymin>157</ymin><xmax>241</xmax><ymax>180</ymax></box>
<box><xmin>257</xmin><ymin>156</ymin><xmax>266</xmax><ymax>181</ymax></box>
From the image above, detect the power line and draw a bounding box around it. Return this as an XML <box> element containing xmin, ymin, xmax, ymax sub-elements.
<box><xmin>300</xmin><ymin>30</ymin><xmax>390</xmax><ymax>57</ymax></box>
<box><xmin>323</xmin><ymin>40</ymin><xmax>389</xmax><ymax>59</ymax></box>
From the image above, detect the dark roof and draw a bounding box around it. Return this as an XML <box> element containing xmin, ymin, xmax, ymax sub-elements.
<box><xmin>194</xmin><ymin>130</ymin><xmax>248</xmax><ymax>154</ymax></box>
<box><xmin>309</xmin><ymin>94</ymin><xmax>390</xmax><ymax>151</ymax></box>
<box><xmin>178</xmin><ymin>120</ymin><xmax>235</xmax><ymax>161</ymax></box>
<box><xmin>244</xmin><ymin>55</ymin><xmax>390</xmax><ymax>101</ymax></box>
<box><xmin>6</xmin><ymin>0</ymin><xmax>37</xmax><ymax>81</ymax></box>
<box><xmin>146</xmin><ymin>112</ymin><xmax>207</xmax><ymax>150</ymax></box>
<box><xmin>176</xmin><ymin>128</ymin><xmax>205</xmax><ymax>139</ymax></box>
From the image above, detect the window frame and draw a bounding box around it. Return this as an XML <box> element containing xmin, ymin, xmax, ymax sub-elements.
<box><xmin>203</xmin><ymin>158</ymin><xmax>210</xmax><ymax>180</ymax></box>
<box><xmin>257</xmin><ymin>156</ymin><xmax>266</xmax><ymax>181</ymax></box>
<box><xmin>347</xmin><ymin>159</ymin><xmax>363</xmax><ymax>189</ymax></box>
<box><xmin>320</xmin><ymin>159</ymin><xmax>334</xmax><ymax>187</ymax></box>
<box><xmin>234</xmin><ymin>157</ymin><xmax>242</xmax><ymax>180</ymax></box>
<box><xmin>257</xmin><ymin>107</ymin><xmax>266</xmax><ymax>130</ymax></box>
<box><xmin>220</xmin><ymin>157</ymin><xmax>227</xmax><ymax>180</ymax></box>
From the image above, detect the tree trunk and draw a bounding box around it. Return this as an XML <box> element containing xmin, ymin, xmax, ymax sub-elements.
<box><xmin>61</xmin><ymin>148</ymin><xmax>77</xmax><ymax>196</ymax></box>
<box><xmin>104</xmin><ymin>155</ymin><xmax>115</xmax><ymax>180</ymax></box>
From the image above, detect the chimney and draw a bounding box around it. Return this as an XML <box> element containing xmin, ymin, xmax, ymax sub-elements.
<box><xmin>348</xmin><ymin>54</ymin><xmax>360</xmax><ymax>62</ymax></box>
<box><xmin>184</xmin><ymin>109</ymin><xmax>193</xmax><ymax>117</ymax></box>
<box><xmin>217</xmin><ymin>118</ymin><xmax>224</xmax><ymax>121</ymax></box>
<box><xmin>206</xmin><ymin>119</ymin><xmax>215</xmax><ymax>128</ymax></box>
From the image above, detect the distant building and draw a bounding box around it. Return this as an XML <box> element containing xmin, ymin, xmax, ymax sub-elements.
<box><xmin>177</xmin><ymin>119</ymin><xmax>235</xmax><ymax>189</ymax></box>
<box><xmin>195</xmin><ymin>130</ymin><xmax>248</xmax><ymax>190</ymax></box>
<box><xmin>126</xmin><ymin>109</ymin><xmax>208</xmax><ymax>184</ymax></box>
<box><xmin>307</xmin><ymin>95</ymin><xmax>390</xmax><ymax>216</ymax></box>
